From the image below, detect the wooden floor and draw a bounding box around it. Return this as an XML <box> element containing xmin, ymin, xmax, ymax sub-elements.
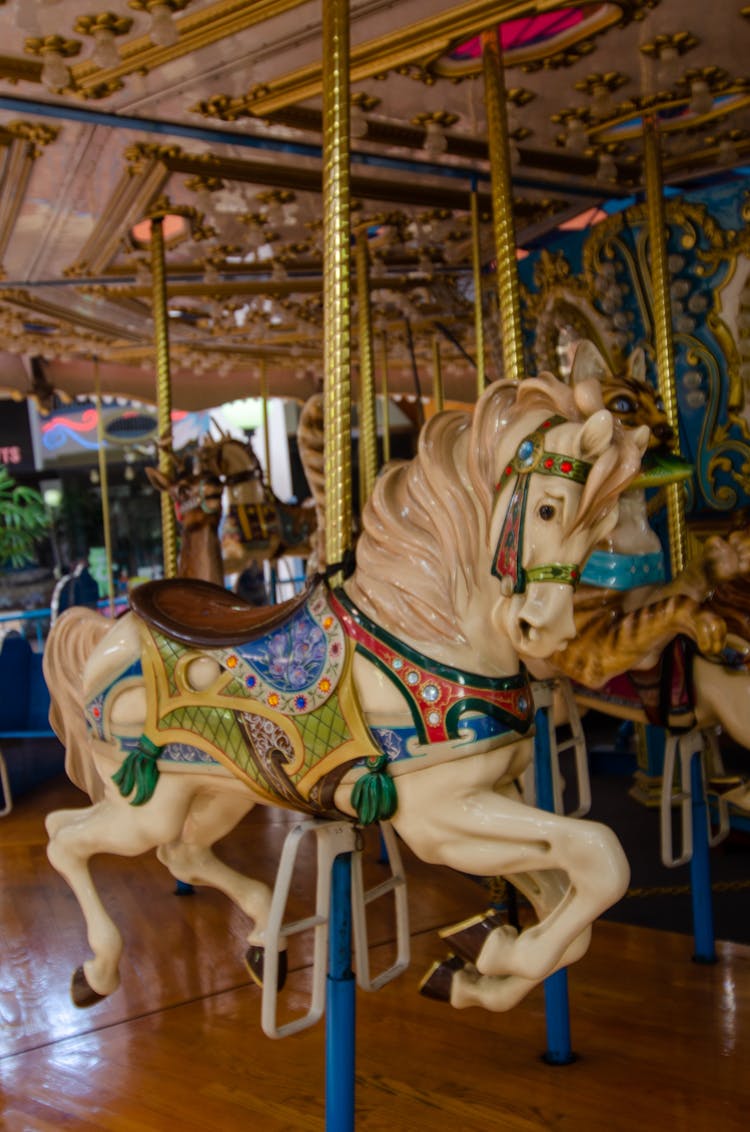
<box><xmin>1</xmin><ymin>776</ymin><xmax>749</xmax><ymax>1131</ymax></box>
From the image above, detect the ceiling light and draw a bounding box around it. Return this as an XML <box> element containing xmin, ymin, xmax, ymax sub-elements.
<box><xmin>150</xmin><ymin>3</ymin><xmax>179</xmax><ymax>47</ymax></box>
<box><xmin>718</xmin><ymin>136</ymin><xmax>739</xmax><ymax>166</ymax></box>
<box><xmin>41</xmin><ymin>50</ymin><xmax>70</xmax><ymax>91</ymax></box>
<box><xmin>350</xmin><ymin>104</ymin><xmax>368</xmax><ymax>140</ymax></box>
<box><xmin>596</xmin><ymin>151</ymin><xmax>617</xmax><ymax>183</ymax></box>
<box><xmin>689</xmin><ymin>79</ymin><xmax>713</xmax><ymax>117</ymax></box>
<box><xmin>92</xmin><ymin>27</ymin><xmax>120</xmax><ymax>69</ymax></box>
<box><xmin>424</xmin><ymin>121</ymin><xmax>447</xmax><ymax>158</ymax></box>
<box><xmin>565</xmin><ymin>117</ymin><xmax>588</xmax><ymax>153</ymax></box>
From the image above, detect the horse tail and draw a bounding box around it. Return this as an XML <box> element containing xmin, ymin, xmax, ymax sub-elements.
<box><xmin>43</xmin><ymin>607</ymin><xmax>111</xmax><ymax>800</ymax></box>
<box><xmin>297</xmin><ymin>392</ymin><xmax>327</xmax><ymax>571</ymax></box>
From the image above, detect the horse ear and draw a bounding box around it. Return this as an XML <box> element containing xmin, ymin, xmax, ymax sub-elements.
<box><xmin>628</xmin><ymin>348</ymin><xmax>647</xmax><ymax>384</ymax></box>
<box><xmin>569</xmin><ymin>340</ymin><xmax>610</xmax><ymax>387</ymax></box>
<box><xmin>578</xmin><ymin>408</ymin><xmax>614</xmax><ymax>460</ymax></box>
<box><xmin>145</xmin><ymin>466</ymin><xmax>170</xmax><ymax>493</ymax></box>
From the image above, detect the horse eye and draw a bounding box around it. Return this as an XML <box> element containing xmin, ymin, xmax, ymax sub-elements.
<box><xmin>539</xmin><ymin>504</ymin><xmax>556</xmax><ymax>521</ymax></box>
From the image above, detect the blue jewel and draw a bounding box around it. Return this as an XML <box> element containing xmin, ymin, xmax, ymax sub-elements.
<box><xmin>518</xmin><ymin>439</ymin><xmax>534</xmax><ymax>462</ymax></box>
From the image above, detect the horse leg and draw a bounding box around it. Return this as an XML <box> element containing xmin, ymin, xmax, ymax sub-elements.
<box><xmin>155</xmin><ymin>789</ymin><xmax>283</xmax><ymax>987</ymax></box>
<box><xmin>46</xmin><ymin>776</ymin><xmax>197</xmax><ymax>1006</ymax></box>
<box><xmin>389</xmin><ymin>756</ymin><xmax>629</xmax><ymax>1011</ymax></box>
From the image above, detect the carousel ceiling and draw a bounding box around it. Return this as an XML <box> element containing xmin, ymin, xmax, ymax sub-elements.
<box><xmin>0</xmin><ymin>0</ymin><xmax>747</xmax><ymax>409</ymax></box>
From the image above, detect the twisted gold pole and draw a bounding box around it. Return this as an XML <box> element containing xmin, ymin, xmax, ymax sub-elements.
<box><xmin>259</xmin><ymin>358</ymin><xmax>272</xmax><ymax>493</ymax></box>
<box><xmin>470</xmin><ymin>188</ymin><xmax>486</xmax><ymax>398</ymax></box>
<box><xmin>93</xmin><ymin>356</ymin><xmax>115</xmax><ymax>617</ymax></box>
<box><xmin>643</xmin><ymin>116</ymin><xmax>687</xmax><ymax>576</ymax></box>
<box><xmin>432</xmin><ymin>335</ymin><xmax>444</xmax><ymax>413</ymax></box>
<box><xmin>149</xmin><ymin>213</ymin><xmax>178</xmax><ymax>579</ymax></box>
<box><xmin>482</xmin><ymin>28</ymin><xmax>524</xmax><ymax>384</ymax></box>
<box><xmin>356</xmin><ymin>231</ymin><xmax>377</xmax><ymax>503</ymax></box>
<box><xmin>322</xmin><ymin>0</ymin><xmax>352</xmax><ymax>585</ymax></box>
<box><xmin>380</xmin><ymin>330</ymin><xmax>391</xmax><ymax>466</ymax></box>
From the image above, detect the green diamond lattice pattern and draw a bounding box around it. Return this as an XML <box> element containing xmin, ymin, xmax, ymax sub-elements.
<box><xmin>292</xmin><ymin>693</ymin><xmax>353</xmax><ymax>784</ymax></box>
<box><xmin>158</xmin><ymin>704</ymin><xmax>263</xmax><ymax>783</ymax></box>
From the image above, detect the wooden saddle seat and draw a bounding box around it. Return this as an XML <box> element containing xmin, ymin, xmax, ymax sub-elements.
<box><xmin>130</xmin><ymin>577</ymin><xmax>317</xmax><ymax>648</ymax></box>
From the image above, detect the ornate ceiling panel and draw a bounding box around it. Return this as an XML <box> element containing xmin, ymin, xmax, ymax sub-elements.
<box><xmin>0</xmin><ymin>0</ymin><xmax>745</xmax><ymax>407</ymax></box>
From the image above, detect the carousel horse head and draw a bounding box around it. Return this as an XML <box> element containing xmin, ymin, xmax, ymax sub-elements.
<box><xmin>349</xmin><ymin>368</ymin><xmax>649</xmax><ymax>665</ymax></box>
<box><xmin>145</xmin><ymin>438</ymin><xmax>225</xmax><ymax>583</ymax></box>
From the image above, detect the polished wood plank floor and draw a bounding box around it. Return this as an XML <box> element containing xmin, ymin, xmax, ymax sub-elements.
<box><xmin>1</xmin><ymin>776</ymin><xmax>749</xmax><ymax>1130</ymax></box>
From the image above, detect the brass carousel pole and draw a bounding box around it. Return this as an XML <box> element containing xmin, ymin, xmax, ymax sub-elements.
<box><xmin>380</xmin><ymin>330</ymin><xmax>391</xmax><ymax>466</ymax></box>
<box><xmin>481</xmin><ymin>28</ymin><xmax>524</xmax><ymax>381</ymax></box>
<box><xmin>355</xmin><ymin>230</ymin><xmax>378</xmax><ymax>503</ymax></box>
<box><xmin>93</xmin><ymin>356</ymin><xmax>115</xmax><ymax>617</ymax></box>
<box><xmin>432</xmin><ymin>335</ymin><xmax>444</xmax><ymax>413</ymax></box>
<box><xmin>643</xmin><ymin>115</ymin><xmax>687</xmax><ymax>575</ymax></box>
<box><xmin>484</xmin><ymin>21</ymin><xmax>573</xmax><ymax>1068</ymax></box>
<box><xmin>259</xmin><ymin>358</ymin><xmax>272</xmax><ymax>491</ymax></box>
<box><xmin>470</xmin><ymin>186</ymin><xmax>487</xmax><ymax>397</ymax></box>
<box><xmin>322</xmin><ymin>0</ymin><xmax>352</xmax><ymax>586</ymax></box>
<box><xmin>149</xmin><ymin>211</ymin><xmax>178</xmax><ymax>579</ymax></box>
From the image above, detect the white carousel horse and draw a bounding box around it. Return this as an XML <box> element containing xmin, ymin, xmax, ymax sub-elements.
<box><xmin>43</xmin><ymin>371</ymin><xmax>647</xmax><ymax>1014</ymax></box>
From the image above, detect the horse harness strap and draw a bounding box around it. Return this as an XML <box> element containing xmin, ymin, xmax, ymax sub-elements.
<box><xmin>330</xmin><ymin>589</ymin><xmax>534</xmax><ymax>746</ymax></box>
<box><xmin>492</xmin><ymin>414</ymin><xmax>592</xmax><ymax>594</ymax></box>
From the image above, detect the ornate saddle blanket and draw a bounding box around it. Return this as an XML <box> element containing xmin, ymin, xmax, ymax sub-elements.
<box><xmin>90</xmin><ymin>579</ymin><xmax>535</xmax><ymax>822</ymax></box>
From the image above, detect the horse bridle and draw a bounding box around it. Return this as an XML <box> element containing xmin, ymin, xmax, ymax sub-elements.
<box><xmin>492</xmin><ymin>414</ymin><xmax>592</xmax><ymax>594</ymax></box>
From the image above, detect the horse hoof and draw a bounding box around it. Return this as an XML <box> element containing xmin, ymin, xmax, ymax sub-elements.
<box><xmin>438</xmin><ymin>908</ymin><xmax>507</xmax><ymax>965</ymax></box>
<box><xmin>245</xmin><ymin>945</ymin><xmax>288</xmax><ymax>991</ymax></box>
<box><xmin>418</xmin><ymin>955</ymin><xmax>465</xmax><ymax>1004</ymax></box>
<box><xmin>70</xmin><ymin>967</ymin><xmax>107</xmax><ymax>1009</ymax></box>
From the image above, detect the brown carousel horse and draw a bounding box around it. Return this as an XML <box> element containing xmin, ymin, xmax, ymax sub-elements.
<box><xmin>43</xmin><ymin>370</ymin><xmax>647</xmax><ymax>1014</ymax></box>
<box><xmin>213</xmin><ymin>429</ymin><xmax>317</xmax><ymax>575</ymax></box>
<box><xmin>145</xmin><ymin>439</ymin><xmax>225</xmax><ymax>586</ymax></box>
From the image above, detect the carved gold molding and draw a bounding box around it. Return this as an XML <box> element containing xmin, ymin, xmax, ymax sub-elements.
<box><xmin>194</xmin><ymin>0</ymin><xmax>640</xmax><ymax>120</ymax></box>
<box><xmin>0</xmin><ymin>122</ymin><xmax>58</xmax><ymax>277</ymax></box>
<box><xmin>65</xmin><ymin>143</ymin><xmax>176</xmax><ymax>276</ymax></box>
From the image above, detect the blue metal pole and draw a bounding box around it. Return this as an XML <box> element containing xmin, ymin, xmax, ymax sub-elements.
<box><xmin>689</xmin><ymin>751</ymin><xmax>717</xmax><ymax>964</ymax></box>
<box><xmin>534</xmin><ymin>703</ymin><xmax>575</xmax><ymax>1065</ymax></box>
<box><xmin>326</xmin><ymin>851</ymin><xmax>356</xmax><ymax>1132</ymax></box>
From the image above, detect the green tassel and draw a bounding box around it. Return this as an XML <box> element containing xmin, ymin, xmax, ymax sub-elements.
<box><xmin>350</xmin><ymin>754</ymin><xmax>397</xmax><ymax>825</ymax></box>
<box><xmin>112</xmin><ymin>735</ymin><xmax>162</xmax><ymax>806</ymax></box>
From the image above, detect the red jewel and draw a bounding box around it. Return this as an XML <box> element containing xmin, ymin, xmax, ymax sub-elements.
<box><xmin>561</xmin><ymin>460</ymin><xmax>573</xmax><ymax>473</ymax></box>
<box><xmin>505</xmin><ymin>464</ymin><xmax>513</xmax><ymax>476</ymax></box>
<box><xmin>544</xmin><ymin>457</ymin><xmax>554</xmax><ymax>469</ymax></box>
<box><xmin>541</xmin><ymin>419</ymin><xmax>551</xmax><ymax>429</ymax></box>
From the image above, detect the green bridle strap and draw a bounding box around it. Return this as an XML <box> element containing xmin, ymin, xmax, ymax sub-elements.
<box><xmin>492</xmin><ymin>415</ymin><xmax>592</xmax><ymax>593</ymax></box>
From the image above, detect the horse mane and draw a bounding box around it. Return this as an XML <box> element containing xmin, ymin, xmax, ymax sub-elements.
<box><xmin>347</xmin><ymin>372</ymin><xmax>640</xmax><ymax>645</ymax></box>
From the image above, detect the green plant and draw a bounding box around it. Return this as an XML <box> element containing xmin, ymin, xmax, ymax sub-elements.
<box><xmin>0</xmin><ymin>465</ymin><xmax>50</xmax><ymax>567</ymax></box>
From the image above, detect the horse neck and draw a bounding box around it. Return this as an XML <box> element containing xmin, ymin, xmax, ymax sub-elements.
<box><xmin>178</xmin><ymin>514</ymin><xmax>224</xmax><ymax>586</ymax></box>
<box><xmin>604</xmin><ymin>489</ymin><xmax>662</xmax><ymax>556</ymax></box>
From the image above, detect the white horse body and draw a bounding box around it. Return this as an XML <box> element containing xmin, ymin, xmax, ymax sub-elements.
<box><xmin>44</xmin><ymin>374</ymin><xmax>647</xmax><ymax>1013</ymax></box>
